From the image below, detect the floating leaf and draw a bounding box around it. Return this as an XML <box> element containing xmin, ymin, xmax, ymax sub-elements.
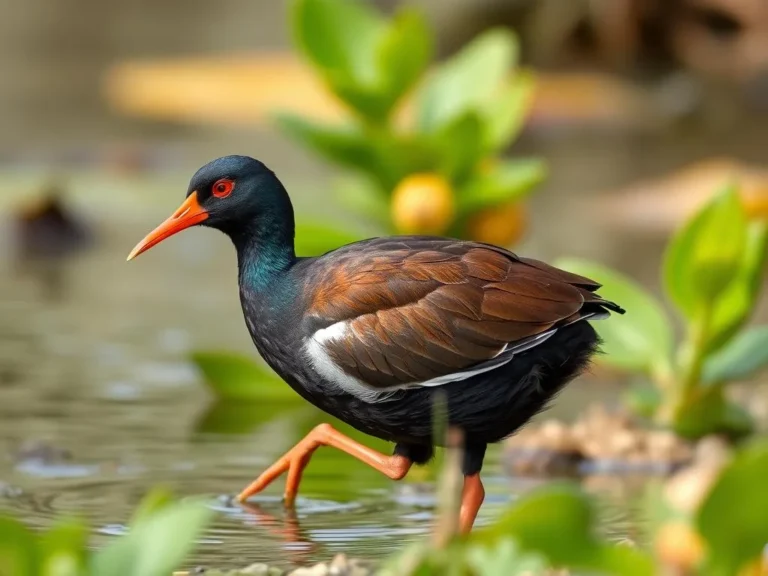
<box><xmin>40</xmin><ymin>520</ymin><xmax>87</xmax><ymax>576</ymax></box>
<box><xmin>417</xmin><ymin>29</ymin><xmax>517</xmax><ymax>131</ymax></box>
<box><xmin>190</xmin><ymin>351</ymin><xmax>293</xmax><ymax>401</ymax></box>
<box><xmin>475</xmin><ymin>485</ymin><xmax>653</xmax><ymax>576</ymax></box>
<box><xmin>556</xmin><ymin>259</ymin><xmax>673</xmax><ymax>377</ymax></box>
<box><xmin>703</xmin><ymin>325</ymin><xmax>768</xmax><ymax>384</ymax></box>
<box><xmin>663</xmin><ymin>186</ymin><xmax>747</xmax><ymax>319</ymax></box>
<box><xmin>697</xmin><ymin>442</ymin><xmax>768</xmax><ymax>575</ymax></box>
<box><xmin>0</xmin><ymin>517</ymin><xmax>38</xmax><ymax>576</ymax></box>
<box><xmin>458</xmin><ymin>158</ymin><xmax>545</xmax><ymax>213</ymax></box>
<box><xmin>91</xmin><ymin>499</ymin><xmax>213</xmax><ymax>576</ymax></box>
<box><xmin>194</xmin><ymin>400</ymin><xmax>303</xmax><ymax>435</ymax></box>
<box><xmin>294</xmin><ymin>221</ymin><xmax>364</xmax><ymax>256</ymax></box>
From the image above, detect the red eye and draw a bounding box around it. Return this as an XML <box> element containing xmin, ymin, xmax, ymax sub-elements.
<box><xmin>212</xmin><ymin>178</ymin><xmax>234</xmax><ymax>198</ymax></box>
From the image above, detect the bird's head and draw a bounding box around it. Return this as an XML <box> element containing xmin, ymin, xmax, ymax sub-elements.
<box><xmin>127</xmin><ymin>155</ymin><xmax>293</xmax><ymax>260</ymax></box>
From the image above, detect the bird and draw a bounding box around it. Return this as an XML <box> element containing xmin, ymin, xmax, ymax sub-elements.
<box><xmin>127</xmin><ymin>155</ymin><xmax>624</xmax><ymax>532</ymax></box>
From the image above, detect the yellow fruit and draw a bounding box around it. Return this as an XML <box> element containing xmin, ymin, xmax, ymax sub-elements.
<box><xmin>655</xmin><ymin>521</ymin><xmax>705</xmax><ymax>571</ymax></box>
<box><xmin>391</xmin><ymin>174</ymin><xmax>455</xmax><ymax>235</ymax></box>
<box><xmin>466</xmin><ymin>201</ymin><xmax>528</xmax><ymax>247</ymax></box>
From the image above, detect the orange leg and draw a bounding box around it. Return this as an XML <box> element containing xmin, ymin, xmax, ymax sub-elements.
<box><xmin>459</xmin><ymin>474</ymin><xmax>485</xmax><ymax>533</ymax></box>
<box><xmin>237</xmin><ymin>423</ymin><xmax>412</xmax><ymax>505</ymax></box>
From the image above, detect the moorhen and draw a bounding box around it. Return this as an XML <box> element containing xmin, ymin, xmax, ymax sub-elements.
<box><xmin>128</xmin><ymin>155</ymin><xmax>623</xmax><ymax>532</ymax></box>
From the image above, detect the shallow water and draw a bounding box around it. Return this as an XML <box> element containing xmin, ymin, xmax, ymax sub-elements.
<box><xmin>0</xmin><ymin>180</ymin><xmax>646</xmax><ymax>571</ymax></box>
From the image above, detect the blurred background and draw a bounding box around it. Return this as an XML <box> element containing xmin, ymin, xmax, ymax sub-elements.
<box><xmin>1</xmin><ymin>0</ymin><xmax>767</xmax><ymax>571</ymax></box>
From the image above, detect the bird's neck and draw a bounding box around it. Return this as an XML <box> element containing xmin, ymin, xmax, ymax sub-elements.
<box><xmin>232</xmin><ymin>214</ymin><xmax>296</xmax><ymax>293</ymax></box>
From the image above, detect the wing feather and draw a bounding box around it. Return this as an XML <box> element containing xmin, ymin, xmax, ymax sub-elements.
<box><xmin>303</xmin><ymin>237</ymin><xmax>622</xmax><ymax>399</ymax></box>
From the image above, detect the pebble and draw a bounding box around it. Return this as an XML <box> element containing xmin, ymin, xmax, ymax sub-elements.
<box><xmin>505</xmin><ymin>405</ymin><xmax>695</xmax><ymax>475</ymax></box>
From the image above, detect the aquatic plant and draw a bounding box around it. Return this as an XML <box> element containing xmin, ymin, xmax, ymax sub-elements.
<box><xmin>558</xmin><ymin>185</ymin><xmax>768</xmax><ymax>439</ymax></box>
<box><xmin>382</xmin><ymin>439</ymin><xmax>768</xmax><ymax>576</ymax></box>
<box><xmin>278</xmin><ymin>0</ymin><xmax>544</xmax><ymax>248</ymax></box>
<box><xmin>0</xmin><ymin>488</ymin><xmax>212</xmax><ymax>576</ymax></box>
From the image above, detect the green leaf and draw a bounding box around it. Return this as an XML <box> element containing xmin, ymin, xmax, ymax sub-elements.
<box><xmin>457</xmin><ymin>158</ymin><xmax>545</xmax><ymax>213</ymax></box>
<box><xmin>555</xmin><ymin>259</ymin><xmax>674</xmax><ymax>377</ymax></box>
<box><xmin>697</xmin><ymin>442</ymin><xmax>768</xmax><ymax>575</ymax></box>
<box><xmin>417</xmin><ymin>29</ymin><xmax>517</xmax><ymax>131</ymax></box>
<box><xmin>194</xmin><ymin>400</ymin><xmax>303</xmax><ymax>435</ymax></box>
<box><xmin>481</xmin><ymin>72</ymin><xmax>535</xmax><ymax>153</ymax></box>
<box><xmin>0</xmin><ymin>516</ymin><xmax>38</xmax><ymax>576</ymax></box>
<box><xmin>190</xmin><ymin>351</ymin><xmax>292</xmax><ymax>401</ymax></box>
<box><xmin>467</xmin><ymin>538</ymin><xmax>549</xmax><ymax>576</ymax></box>
<box><xmin>663</xmin><ymin>186</ymin><xmax>748</xmax><ymax>319</ymax></box>
<box><xmin>292</xmin><ymin>0</ymin><xmax>384</xmax><ymax>85</ymax></box>
<box><xmin>703</xmin><ymin>325</ymin><xmax>768</xmax><ymax>384</ymax></box>
<box><xmin>40</xmin><ymin>520</ymin><xmax>87</xmax><ymax>576</ymax></box>
<box><xmin>294</xmin><ymin>221</ymin><xmax>364</xmax><ymax>256</ymax></box>
<box><xmin>275</xmin><ymin>115</ymin><xmax>383</xmax><ymax>178</ymax></box>
<box><xmin>434</xmin><ymin>112</ymin><xmax>485</xmax><ymax>184</ymax></box>
<box><xmin>377</xmin><ymin>8</ymin><xmax>432</xmax><ymax>107</ymax></box>
<box><xmin>474</xmin><ymin>485</ymin><xmax>653</xmax><ymax>576</ymax></box>
<box><xmin>130</xmin><ymin>487</ymin><xmax>175</xmax><ymax>528</ymax></box>
<box><xmin>92</xmin><ymin>500</ymin><xmax>213</xmax><ymax>576</ymax></box>
<box><xmin>706</xmin><ymin>221</ymin><xmax>768</xmax><ymax>352</ymax></box>
<box><xmin>673</xmin><ymin>385</ymin><xmax>753</xmax><ymax>439</ymax></box>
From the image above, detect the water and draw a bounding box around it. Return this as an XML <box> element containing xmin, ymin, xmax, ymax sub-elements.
<box><xmin>0</xmin><ymin>179</ymin><xmax>648</xmax><ymax>570</ymax></box>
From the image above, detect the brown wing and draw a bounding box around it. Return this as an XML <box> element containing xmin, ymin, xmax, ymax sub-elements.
<box><xmin>304</xmin><ymin>237</ymin><xmax>622</xmax><ymax>391</ymax></box>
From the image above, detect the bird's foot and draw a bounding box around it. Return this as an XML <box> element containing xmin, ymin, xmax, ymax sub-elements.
<box><xmin>236</xmin><ymin>423</ymin><xmax>412</xmax><ymax>505</ymax></box>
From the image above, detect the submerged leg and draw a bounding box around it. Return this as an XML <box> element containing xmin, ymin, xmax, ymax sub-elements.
<box><xmin>459</xmin><ymin>474</ymin><xmax>485</xmax><ymax>533</ymax></box>
<box><xmin>237</xmin><ymin>423</ymin><xmax>412</xmax><ymax>505</ymax></box>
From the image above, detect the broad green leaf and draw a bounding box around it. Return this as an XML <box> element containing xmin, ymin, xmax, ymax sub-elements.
<box><xmin>276</xmin><ymin>114</ymin><xmax>437</xmax><ymax>190</ymax></box>
<box><xmin>457</xmin><ymin>158</ymin><xmax>546</xmax><ymax>213</ymax></box>
<box><xmin>194</xmin><ymin>400</ymin><xmax>303</xmax><ymax>434</ymax></box>
<box><xmin>467</xmin><ymin>538</ymin><xmax>549</xmax><ymax>576</ymax></box>
<box><xmin>673</xmin><ymin>386</ymin><xmax>753</xmax><ymax>439</ymax></box>
<box><xmin>40</xmin><ymin>520</ymin><xmax>87</xmax><ymax>576</ymax></box>
<box><xmin>295</xmin><ymin>221</ymin><xmax>364</xmax><ymax>256</ymax></box>
<box><xmin>703</xmin><ymin>325</ymin><xmax>768</xmax><ymax>384</ymax></box>
<box><xmin>130</xmin><ymin>487</ymin><xmax>175</xmax><ymax>528</ymax></box>
<box><xmin>481</xmin><ymin>72</ymin><xmax>535</xmax><ymax>153</ymax></box>
<box><xmin>292</xmin><ymin>0</ymin><xmax>384</xmax><ymax>86</ymax></box>
<box><xmin>434</xmin><ymin>112</ymin><xmax>485</xmax><ymax>184</ymax></box>
<box><xmin>92</xmin><ymin>500</ymin><xmax>213</xmax><ymax>576</ymax></box>
<box><xmin>706</xmin><ymin>221</ymin><xmax>768</xmax><ymax>352</ymax></box>
<box><xmin>0</xmin><ymin>516</ymin><xmax>38</xmax><ymax>576</ymax></box>
<box><xmin>697</xmin><ymin>442</ymin><xmax>768</xmax><ymax>575</ymax></box>
<box><xmin>474</xmin><ymin>485</ymin><xmax>653</xmax><ymax>576</ymax></box>
<box><xmin>190</xmin><ymin>351</ymin><xmax>292</xmax><ymax>401</ymax></box>
<box><xmin>663</xmin><ymin>186</ymin><xmax>747</xmax><ymax>319</ymax></box>
<box><xmin>377</xmin><ymin>8</ymin><xmax>432</xmax><ymax>107</ymax></box>
<box><xmin>556</xmin><ymin>259</ymin><xmax>673</xmax><ymax>377</ymax></box>
<box><xmin>275</xmin><ymin>115</ymin><xmax>384</xmax><ymax>179</ymax></box>
<box><xmin>417</xmin><ymin>29</ymin><xmax>517</xmax><ymax>131</ymax></box>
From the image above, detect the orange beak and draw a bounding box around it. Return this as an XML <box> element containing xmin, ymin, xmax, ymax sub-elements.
<box><xmin>127</xmin><ymin>192</ymin><xmax>209</xmax><ymax>261</ymax></box>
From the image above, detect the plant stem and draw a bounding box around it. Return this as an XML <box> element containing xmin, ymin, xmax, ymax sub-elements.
<box><xmin>676</xmin><ymin>304</ymin><xmax>713</xmax><ymax>414</ymax></box>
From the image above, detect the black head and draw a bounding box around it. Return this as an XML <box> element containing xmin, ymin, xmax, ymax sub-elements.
<box><xmin>127</xmin><ymin>155</ymin><xmax>295</xmax><ymax>261</ymax></box>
